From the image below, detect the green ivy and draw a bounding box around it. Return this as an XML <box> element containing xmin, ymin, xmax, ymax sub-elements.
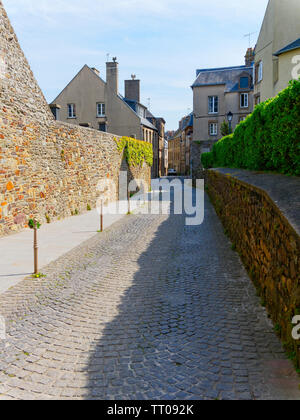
<box><xmin>202</xmin><ymin>79</ymin><xmax>300</xmax><ymax>176</ymax></box>
<box><xmin>114</xmin><ymin>136</ymin><xmax>153</xmax><ymax>167</ymax></box>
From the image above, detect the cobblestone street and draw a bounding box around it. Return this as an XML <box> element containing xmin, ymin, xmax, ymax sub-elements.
<box><xmin>0</xmin><ymin>189</ymin><xmax>299</xmax><ymax>400</ymax></box>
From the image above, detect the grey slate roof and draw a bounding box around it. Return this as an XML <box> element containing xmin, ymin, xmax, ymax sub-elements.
<box><xmin>274</xmin><ymin>38</ymin><xmax>300</xmax><ymax>56</ymax></box>
<box><xmin>118</xmin><ymin>95</ymin><xmax>157</xmax><ymax>130</ymax></box>
<box><xmin>140</xmin><ymin>117</ymin><xmax>157</xmax><ymax>130</ymax></box>
<box><xmin>192</xmin><ymin>65</ymin><xmax>253</xmax><ymax>92</ymax></box>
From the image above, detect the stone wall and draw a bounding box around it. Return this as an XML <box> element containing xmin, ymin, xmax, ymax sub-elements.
<box><xmin>0</xmin><ymin>2</ymin><xmax>150</xmax><ymax>236</ymax></box>
<box><xmin>191</xmin><ymin>141</ymin><xmax>216</xmax><ymax>184</ymax></box>
<box><xmin>206</xmin><ymin>168</ymin><xmax>300</xmax><ymax>367</ymax></box>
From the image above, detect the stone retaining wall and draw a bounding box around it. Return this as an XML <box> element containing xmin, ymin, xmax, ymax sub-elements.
<box><xmin>0</xmin><ymin>2</ymin><xmax>150</xmax><ymax>236</ymax></box>
<box><xmin>191</xmin><ymin>141</ymin><xmax>216</xmax><ymax>185</ymax></box>
<box><xmin>206</xmin><ymin>169</ymin><xmax>300</xmax><ymax>367</ymax></box>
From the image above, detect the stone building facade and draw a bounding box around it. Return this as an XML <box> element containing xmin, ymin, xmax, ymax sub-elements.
<box><xmin>191</xmin><ymin>51</ymin><xmax>254</xmax><ymax>181</ymax></box>
<box><xmin>146</xmin><ymin>112</ymin><xmax>166</xmax><ymax>177</ymax></box>
<box><xmin>168</xmin><ymin>113</ymin><xmax>193</xmax><ymax>176</ymax></box>
<box><xmin>254</xmin><ymin>0</ymin><xmax>300</xmax><ymax>104</ymax></box>
<box><xmin>0</xmin><ymin>2</ymin><xmax>150</xmax><ymax>237</ymax></box>
<box><xmin>192</xmin><ymin>54</ymin><xmax>254</xmax><ymax>144</ymax></box>
<box><xmin>50</xmin><ymin>67</ymin><xmax>161</xmax><ymax>178</ymax></box>
<box><xmin>51</xmin><ymin>65</ymin><xmax>158</xmax><ymax>140</ymax></box>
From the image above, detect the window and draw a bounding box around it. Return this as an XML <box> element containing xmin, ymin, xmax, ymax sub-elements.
<box><xmin>273</xmin><ymin>58</ymin><xmax>279</xmax><ymax>84</ymax></box>
<box><xmin>68</xmin><ymin>104</ymin><xmax>76</xmax><ymax>118</ymax></box>
<box><xmin>240</xmin><ymin>77</ymin><xmax>249</xmax><ymax>89</ymax></box>
<box><xmin>97</xmin><ymin>103</ymin><xmax>105</xmax><ymax>117</ymax></box>
<box><xmin>255</xmin><ymin>95</ymin><xmax>261</xmax><ymax>105</ymax></box>
<box><xmin>240</xmin><ymin>93</ymin><xmax>249</xmax><ymax>108</ymax></box>
<box><xmin>50</xmin><ymin>107</ymin><xmax>59</xmax><ymax>120</ymax></box>
<box><xmin>255</xmin><ymin>61</ymin><xmax>263</xmax><ymax>83</ymax></box>
<box><xmin>258</xmin><ymin>61</ymin><xmax>263</xmax><ymax>82</ymax></box>
<box><xmin>208</xmin><ymin>96</ymin><xmax>219</xmax><ymax>114</ymax></box>
<box><xmin>99</xmin><ymin>123</ymin><xmax>107</xmax><ymax>132</ymax></box>
<box><xmin>239</xmin><ymin>116</ymin><xmax>247</xmax><ymax>123</ymax></box>
<box><xmin>138</xmin><ymin>107</ymin><xmax>145</xmax><ymax>119</ymax></box>
<box><xmin>209</xmin><ymin>123</ymin><xmax>218</xmax><ymax>136</ymax></box>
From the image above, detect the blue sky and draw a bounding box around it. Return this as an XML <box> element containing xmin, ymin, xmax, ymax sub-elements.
<box><xmin>3</xmin><ymin>0</ymin><xmax>269</xmax><ymax>130</ymax></box>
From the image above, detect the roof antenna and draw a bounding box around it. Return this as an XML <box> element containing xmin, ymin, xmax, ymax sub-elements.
<box><xmin>244</xmin><ymin>32</ymin><xmax>257</xmax><ymax>47</ymax></box>
<box><xmin>106</xmin><ymin>53</ymin><xmax>110</xmax><ymax>62</ymax></box>
<box><xmin>147</xmin><ymin>98</ymin><xmax>151</xmax><ymax>110</ymax></box>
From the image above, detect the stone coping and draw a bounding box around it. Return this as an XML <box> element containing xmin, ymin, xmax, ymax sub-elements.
<box><xmin>209</xmin><ymin>168</ymin><xmax>300</xmax><ymax>237</ymax></box>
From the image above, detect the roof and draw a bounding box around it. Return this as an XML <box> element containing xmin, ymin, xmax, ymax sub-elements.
<box><xmin>192</xmin><ymin>65</ymin><xmax>253</xmax><ymax>92</ymax></box>
<box><xmin>51</xmin><ymin>65</ymin><xmax>107</xmax><ymax>104</ymax></box>
<box><xmin>120</xmin><ymin>96</ymin><xmax>157</xmax><ymax>130</ymax></box>
<box><xmin>274</xmin><ymin>38</ymin><xmax>300</xmax><ymax>56</ymax></box>
<box><xmin>140</xmin><ymin>117</ymin><xmax>157</xmax><ymax>130</ymax></box>
<box><xmin>146</xmin><ymin>110</ymin><xmax>155</xmax><ymax>119</ymax></box>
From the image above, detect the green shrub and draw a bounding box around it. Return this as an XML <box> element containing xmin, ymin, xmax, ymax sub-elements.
<box><xmin>201</xmin><ymin>79</ymin><xmax>300</xmax><ymax>176</ymax></box>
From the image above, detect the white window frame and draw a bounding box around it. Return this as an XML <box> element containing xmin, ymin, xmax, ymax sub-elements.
<box><xmin>240</xmin><ymin>93</ymin><xmax>249</xmax><ymax>108</ymax></box>
<box><xmin>258</xmin><ymin>61</ymin><xmax>263</xmax><ymax>82</ymax></box>
<box><xmin>208</xmin><ymin>96</ymin><xmax>219</xmax><ymax>114</ymax></box>
<box><xmin>209</xmin><ymin>123</ymin><xmax>218</xmax><ymax>136</ymax></box>
<box><xmin>68</xmin><ymin>104</ymin><xmax>76</xmax><ymax>119</ymax></box>
<box><xmin>97</xmin><ymin>103</ymin><xmax>106</xmax><ymax>117</ymax></box>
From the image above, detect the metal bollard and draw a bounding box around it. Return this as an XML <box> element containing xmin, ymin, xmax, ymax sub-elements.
<box><xmin>33</xmin><ymin>219</ymin><xmax>38</xmax><ymax>274</ymax></box>
<box><xmin>100</xmin><ymin>200</ymin><xmax>104</xmax><ymax>232</ymax></box>
<box><xmin>127</xmin><ymin>189</ymin><xmax>131</xmax><ymax>214</ymax></box>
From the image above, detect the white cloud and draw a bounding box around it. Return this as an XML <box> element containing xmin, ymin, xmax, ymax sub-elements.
<box><xmin>3</xmin><ymin>0</ymin><xmax>269</xmax><ymax>25</ymax></box>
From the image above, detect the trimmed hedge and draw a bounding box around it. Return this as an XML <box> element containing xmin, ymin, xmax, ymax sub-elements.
<box><xmin>201</xmin><ymin>79</ymin><xmax>300</xmax><ymax>176</ymax></box>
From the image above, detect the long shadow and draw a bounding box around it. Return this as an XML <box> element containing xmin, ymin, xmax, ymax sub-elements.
<box><xmin>84</xmin><ymin>182</ymin><xmax>210</xmax><ymax>400</ymax></box>
<box><xmin>84</xmin><ymin>182</ymin><xmax>276</xmax><ymax>400</ymax></box>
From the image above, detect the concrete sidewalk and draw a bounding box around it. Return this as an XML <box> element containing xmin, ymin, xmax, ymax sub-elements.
<box><xmin>0</xmin><ymin>194</ymin><xmax>150</xmax><ymax>295</ymax></box>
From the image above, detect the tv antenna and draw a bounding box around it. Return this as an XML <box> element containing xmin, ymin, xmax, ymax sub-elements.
<box><xmin>147</xmin><ymin>98</ymin><xmax>151</xmax><ymax>110</ymax></box>
<box><xmin>244</xmin><ymin>32</ymin><xmax>257</xmax><ymax>47</ymax></box>
<box><xmin>106</xmin><ymin>53</ymin><xmax>110</xmax><ymax>62</ymax></box>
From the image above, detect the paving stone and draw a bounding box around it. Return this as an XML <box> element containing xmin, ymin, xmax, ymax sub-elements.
<box><xmin>0</xmin><ymin>189</ymin><xmax>298</xmax><ymax>400</ymax></box>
